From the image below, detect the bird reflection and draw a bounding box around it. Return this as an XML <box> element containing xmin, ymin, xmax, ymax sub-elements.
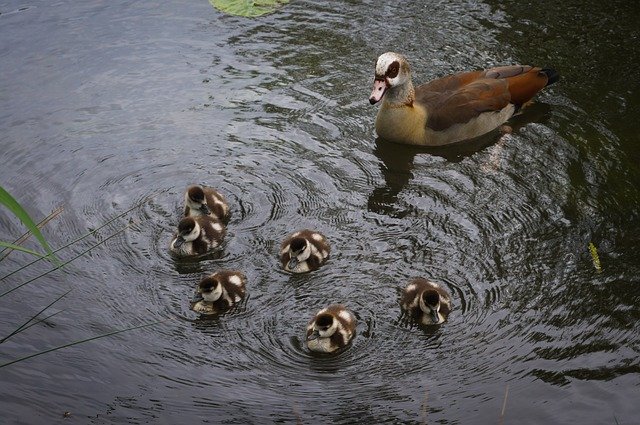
<box><xmin>367</xmin><ymin>102</ymin><xmax>553</xmax><ymax>218</ymax></box>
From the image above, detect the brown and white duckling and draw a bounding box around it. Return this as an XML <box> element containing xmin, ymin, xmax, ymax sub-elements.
<box><xmin>190</xmin><ymin>270</ymin><xmax>247</xmax><ymax>315</ymax></box>
<box><xmin>306</xmin><ymin>304</ymin><xmax>357</xmax><ymax>353</ymax></box>
<box><xmin>370</xmin><ymin>52</ymin><xmax>559</xmax><ymax>146</ymax></box>
<box><xmin>400</xmin><ymin>277</ymin><xmax>452</xmax><ymax>325</ymax></box>
<box><xmin>280</xmin><ymin>229</ymin><xmax>330</xmax><ymax>273</ymax></box>
<box><xmin>169</xmin><ymin>216</ymin><xmax>225</xmax><ymax>257</ymax></box>
<box><xmin>184</xmin><ymin>185</ymin><xmax>230</xmax><ymax>222</ymax></box>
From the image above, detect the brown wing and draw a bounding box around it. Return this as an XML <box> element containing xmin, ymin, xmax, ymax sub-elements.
<box><xmin>417</xmin><ymin>65</ymin><xmax>550</xmax><ymax>132</ymax></box>
<box><xmin>422</xmin><ymin>79</ymin><xmax>511</xmax><ymax>131</ymax></box>
<box><xmin>481</xmin><ymin>65</ymin><xmax>549</xmax><ymax>103</ymax></box>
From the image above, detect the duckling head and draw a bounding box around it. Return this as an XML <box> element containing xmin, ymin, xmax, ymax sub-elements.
<box><xmin>369</xmin><ymin>52</ymin><xmax>411</xmax><ymax>105</ymax></box>
<box><xmin>419</xmin><ymin>289</ymin><xmax>442</xmax><ymax>324</ymax></box>
<box><xmin>287</xmin><ymin>237</ymin><xmax>310</xmax><ymax>270</ymax></box>
<box><xmin>187</xmin><ymin>185</ymin><xmax>211</xmax><ymax>215</ymax></box>
<box><xmin>195</xmin><ymin>276</ymin><xmax>223</xmax><ymax>303</ymax></box>
<box><xmin>308</xmin><ymin>313</ymin><xmax>338</xmax><ymax>341</ymax></box>
<box><xmin>173</xmin><ymin>217</ymin><xmax>200</xmax><ymax>248</ymax></box>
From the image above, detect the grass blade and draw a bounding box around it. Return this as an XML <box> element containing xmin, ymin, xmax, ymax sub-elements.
<box><xmin>0</xmin><ymin>206</ymin><xmax>63</xmax><ymax>261</ymax></box>
<box><xmin>1</xmin><ymin>198</ymin><xmax>149</xmax><ymax>281</ymax></box>
<box><xmin>0</xmin><ymin>186</ymin><xmax>59</xmax><ymax>265</ymax></box>
<box><xmin>0</xmin><ymin>241</ymin><xmax>50</xmax><ymax>258</ymax></box>
<box><xmin>0</xmin><ymin>223</ymin><xmax>132</xmax><ymax>298</ymax></box>
<box><xmin>13</xmin><ymin>309</ymin><xmax>66</xmax><ymax>335</ymax></box>
<box><xmin>0</xmin><ymin>319</ymin><xmax>165</xmax><ymax>368</ymax></box>
<box><xmin>1</xmin><ymin>288</ymin><xmax>73</xmax><ymax>344</ymax></box>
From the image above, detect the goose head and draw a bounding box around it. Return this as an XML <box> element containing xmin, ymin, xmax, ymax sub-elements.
<box><xmin>287</xmin><ymin>237</ymin><xmax>311</xmax><ymax>270</ymax></box>
<box><xmin>419</xmin><ymin>289</ymin><xmax>442</xmax><ymax>324</ymax></box>
<box><xmin>307</xmin><ymin>312</ymin><xmax>338</xmax><ymax>341</ymax></box>
<box><xmin>369</xmin><ymin>52</ymin><xmax>412</xmax><ymax>104</ymax></box>
<box><xmin>186</xmin><ymin>185</ymin><xmax>211</xmax><ymax>215</ymax></box>
<box><xmin>173</xmin><ymin>217</ymin><xmax>201</xmax><ymax>248</ymax></box>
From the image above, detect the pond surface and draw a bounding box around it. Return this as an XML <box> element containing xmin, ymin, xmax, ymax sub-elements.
<box><xmin>1</xmin><ymin>0</ymin><xmax>639</xmax><ymax>423</ymax></box>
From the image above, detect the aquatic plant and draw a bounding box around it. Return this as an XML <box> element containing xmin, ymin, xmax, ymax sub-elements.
<box><xmin>0</xmin><ymin>186</ymin><xmax>59</xmax><ymax>264</ymax></box>
<box><xmin>209</xmin><ymin>0</ymin><xmax>289</xmax><ymax>17</ymax></box>
<box><xmin>0</xmin><ymin>187</ymin><xmax>160</xmax><ymax>368</ymax></box>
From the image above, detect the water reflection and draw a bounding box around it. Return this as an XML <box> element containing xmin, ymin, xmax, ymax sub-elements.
<box><xmin>368</xmin><ymin>101</ymin><xmax>555</xmax><ymax>218</ymax></box>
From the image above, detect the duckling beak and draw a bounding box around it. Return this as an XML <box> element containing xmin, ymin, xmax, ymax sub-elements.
<box><xmin>307</xmin><ymin>329</ymin><xmax>320</xmax><ymax>341</ymax></box>
<box><xmin>369</xmin><ymin>79</ymin><xmax>387</xmax><ymax>104</ymax></box>
<box><xmin>287</xmin><ymin>257</ymin><xmax>299</xmax><ymax>270</ymax></box>
<box><xmin>192</xmin><ymin>293</ymin><xmax>204</xmax><ymax>303</ymax></box>
<box><xmin>173</xmin><ymin>236</ymin><xmax>185</xmax><ymax>248</ymax></box>
<box><xmin>199</xmin><ymin>204</ymin><xmax>211</xmax><ymax>215</ymax></box>
<box><xmin>430</xmin><ymin>309</ymin><xmax>441</xmax><ymax>324</ymax></box>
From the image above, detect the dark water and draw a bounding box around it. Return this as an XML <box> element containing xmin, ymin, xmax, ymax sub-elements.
<box><xmin>1</xmin><ymin>0</ymin><xmax>639</xmax><ymax>423</ymax></box>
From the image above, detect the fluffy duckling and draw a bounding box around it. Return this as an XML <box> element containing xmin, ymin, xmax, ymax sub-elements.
<box><xmin>280</xmin><ymin>229</ymin><xmax>330</xmax><ymax>273</ymax></box>
<box><xmin>169</xmin><ymin>216</ymin><xmax>225</xmax><ymax>257</ymax></box>
<box><xmin>184</xmin><ymin>185</ymin><xmax>230</xmax><ymax>222</ymax></box>
<box><xmin>190</xmin><ymin>270</ymin><xmax>247</xmax><ymax>315</ymax></box>
<box><xmin>400</xmin><ymin>277</ymin><xmax>452</xmax><ymax>325</ymax></box>
<box><xmin>306</xmin><ymin>304</ymin><xmax>357</xmax><ymax>353</ymax></box>
<box><xmin>370</xmin><ymin>52</ymin><xmax>559</xmax><ymax>146</ymax></box>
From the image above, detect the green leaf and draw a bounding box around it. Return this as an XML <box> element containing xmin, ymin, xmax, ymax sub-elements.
<box><xmin>0</xmin><ymin>186</ymin><xmax>59</xmax><ymax>264</ymax></box>
<box><xmin>209</xmin><ymin>0</ymin><xmax>289</xmax><ymax>17</ymax></box>
<box><xmin>588</xmin><ymin>242</ymin><xmax>602</xmax><ymax>273</ymax></box>
<box><xmin>0</xmin><ymin>241</ymin><xmax>49</xmax><ymax>258</ymax></box>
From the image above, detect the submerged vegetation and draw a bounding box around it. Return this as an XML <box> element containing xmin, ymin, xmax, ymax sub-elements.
<box><xmin>0</xmin><ymin>186</ymin><xmax>160</xmax><ymax>368</ymax></box>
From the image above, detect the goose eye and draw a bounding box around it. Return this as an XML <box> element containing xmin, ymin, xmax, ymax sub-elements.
<box><xmin>386</xmin><ymin>61</ymin><xmax>400</xmax><ymax>79</ymax></box>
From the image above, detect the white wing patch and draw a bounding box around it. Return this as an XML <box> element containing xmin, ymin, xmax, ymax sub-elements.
<box><xmin>228</xmin><ymin>275</ymin><xmax>243</xmax><ymax>287</ymax></box>
<box><xmin>311</xmin><ymin>233</ymin><xmax>324</xmax><ymax>242</ymax></box>
<box><xmin>338</xmin><ymin>310</ymin><xmax>353</xmax><ymax>324</ymax></box>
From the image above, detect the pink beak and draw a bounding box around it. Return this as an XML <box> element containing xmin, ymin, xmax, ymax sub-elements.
<box><xmin>369</xmin><ymin>79</ymin><xmax>387</xmax><ymax>104</ymax></box>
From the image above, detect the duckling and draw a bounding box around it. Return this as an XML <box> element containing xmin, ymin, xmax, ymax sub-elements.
<box><xmin>370</xmin><ymin>52</ymin><xmax>559</xmax><ymax>146</ymax></box>
<box><xmin>306</xmin><ymin>304</ymin><xmax>357</xmax><ymax>353</ymax></box>
<box><xmin>190</xmin><ymin>270</ymin><xmax>247</xmax><ymax>315</ymax></box>
<box><xmin>169</xmin><ymin>216</ymin><xmax>225</xmax><ymax>257</ymax></box>
<box><xmin>400</xmin><ymin>277</ymin><xmax>452</xmax><ymax>325</ymax></box>
<box><xmin>184</xmin><ymin>185</ymin><xmax>230</xmax><ymax>222</ymax></box>
<box><xmin>280</xmin><ymin>229</ymin><xmax>330</xmax><ymax>273</ymax></box>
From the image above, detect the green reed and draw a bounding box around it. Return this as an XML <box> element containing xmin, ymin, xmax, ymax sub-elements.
<box><xmin>0</xmin><ymin>187</ymin><xmax>159</xmax><ymax>368</ymax></box>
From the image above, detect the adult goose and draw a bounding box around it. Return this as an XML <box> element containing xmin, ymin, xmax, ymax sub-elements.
<box><xmin>369</xmin><ymin>52</ymin><xmax>559</xmax><ymax>146</ymax></box>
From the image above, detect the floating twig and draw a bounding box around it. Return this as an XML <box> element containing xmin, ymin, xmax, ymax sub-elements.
<box><xmin>499</xmin><ymin>384</ymin><xmax>509</xmax><ymax>425</ymax></box>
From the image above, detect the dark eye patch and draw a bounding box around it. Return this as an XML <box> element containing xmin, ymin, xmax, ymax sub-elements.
<box><xmin>386</xmin><ymin>61</ymin><xmax>400</xmax><ymax>79</ymax></box>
